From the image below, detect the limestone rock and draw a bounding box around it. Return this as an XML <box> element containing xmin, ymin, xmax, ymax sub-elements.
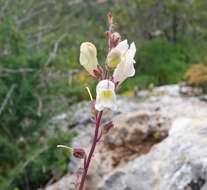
<box><xmin>98</xmin><ymin>117</ymin><xmax>207</xmax><ymax>190</ymax></box>
<box><xmin>42</xmin><ymin>174</ymin><xmax>75</xmax><ymax>190</ymax></box>
<box><xmin>95</xmin><ymin>111</ymin><xmax>169</xmax><ymax>177</ymax></box>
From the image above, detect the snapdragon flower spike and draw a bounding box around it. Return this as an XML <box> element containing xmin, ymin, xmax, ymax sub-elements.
<box><xmin>112</xmin><ymin>40</ymin><xmax>136</xmax><ymax>85</ymax></box>
<box><xmin>95</xmin><ymin>80</ymin><xmax>117</xmax><ymax>111</ymax></box>
<box><xmin>79</xmin><ymin>42</ymin><xmax>99</xmax><ymax>77</ymax></box>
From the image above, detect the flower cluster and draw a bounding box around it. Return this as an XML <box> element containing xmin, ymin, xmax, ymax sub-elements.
<box><xmin>58</xmin><ymin>13</ymin><xmax>136</xmax><ymax>190</ymax></box>
<box><xmin>80</xmin><ymin>39</ymin><xmax>136</xmax><ymax>112</ymax></box>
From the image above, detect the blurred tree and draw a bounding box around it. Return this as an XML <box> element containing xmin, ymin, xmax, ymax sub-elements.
<box><xmin>112</xmin><ymin>0</ymin><xmax>207</xmax><ymax>42</ymax></box>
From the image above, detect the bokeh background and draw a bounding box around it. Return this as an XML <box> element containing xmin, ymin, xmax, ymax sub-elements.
<box><xmin>0</xmin><ymin>0</ymin><xmax>206</xmax><ymax>189</ymax></box>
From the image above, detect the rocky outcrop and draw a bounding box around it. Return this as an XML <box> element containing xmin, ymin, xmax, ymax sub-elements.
<box><xmin>95</xmin><ymin>111</ymin><xmax>169</xmax><ymax>178</ymax></box>
<box><xmin>98</xmin><ymin>117</ymin><xmax>207</xmax><ymax>190</ymax></box>
<box><xmin>44</xmin><ymin>85</ymin><xmax>207</xmax><ymax>190</ymax></box>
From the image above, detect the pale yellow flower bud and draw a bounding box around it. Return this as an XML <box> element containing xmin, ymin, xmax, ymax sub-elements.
<box><xmin>79</xmin><ymin>42</ymin><xmax>98</xmax><ymax>76</ymax></box>
<box><xmin>107</xmin><ymin>49</ymin><xmax>122</xmax><ymax>68</ymax></box>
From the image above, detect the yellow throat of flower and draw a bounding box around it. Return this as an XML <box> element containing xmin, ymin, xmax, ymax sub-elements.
<box><xmin>107</xmin><ymin>50</ymin><xmax>122</xmax><ymax>68</ymax></box>
<box><xmin>100</xmin><ymin>89</ymin><xmax>113</xmax><ymax>100</ymax></box>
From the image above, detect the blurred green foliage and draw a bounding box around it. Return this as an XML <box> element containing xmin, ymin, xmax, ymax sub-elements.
<box><xmin>0</xmin><ymin>18</ymin><xmax>73</xmax><ymax>190</ymax></box>
<box><xmin>120</xmin><ymin>37</ymin><xmax>207</xmax><ymax>92</ymax></box>
<box><xmin>0</xmin><ymin>0</ymin><xmax>207</xmax><ymax>189</ymax></box>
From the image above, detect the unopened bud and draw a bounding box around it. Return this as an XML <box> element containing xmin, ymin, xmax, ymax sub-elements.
<box><xmin>73</xmin><ymin>148</ymin><xmax>86</xmax><ymax>159</ymax></box>
<box><xmin>114</xmin><ymin>81</ymin><xmax>120</xmax><ymax>89</ymax></box>
<box><xmin>110</xmin><ymin>32</ymin><xmax>121</xmax><ymax>47</ymax></box>
<box><xmin>93</xmin><ymin>69</ymin><xmax>100</xmax><ymax>78</ymax></box>
<box><xmin>104</xmin><ymin>31</ymin><xmax>110</xmax><ymax>39</ymax></box>
<box><xmin>102</xmin><ymin>121</ymin><xmax>114</xmax><ymax>134</ymax></box>
<box><xmin>80</xmin><ymin>42</ymin><xmax>99</xmax><ymax>77</ymax></box>
<box><xmin>107</xmin><ymin>49</ymin><xmax>122</xmax><ymax>68</ymax></box>
<box><xmin>90</xmin><ymin>100</ymin><xmax>97</xmax><ymax>116</ymax></box>
<box><xmin>93</xmin><ymin>65</ymin><xmax>102</xmax><ymax>79</ymax></box>
<box><xmin>108</xmin><ymin>12</ymin><xmax>113</xmax><ymax>25</ymax></box>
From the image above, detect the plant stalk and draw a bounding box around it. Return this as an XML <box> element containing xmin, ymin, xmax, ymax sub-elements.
<box><xmin>78</xmin><ymin>111</ymin><xmax>103</xmax><ymax>190</ymax></box>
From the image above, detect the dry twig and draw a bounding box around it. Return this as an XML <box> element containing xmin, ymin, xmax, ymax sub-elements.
<box><xmin>0</xmin><ymin>84</ymin><xmax>17</xmax><ymax>115</ymax></box>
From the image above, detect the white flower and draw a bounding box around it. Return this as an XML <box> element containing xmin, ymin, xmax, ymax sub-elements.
<box><xmin>79</xmin><ymin>42</ymin><xmax>98</xmax><ymax>76</ymax></box>
<box><xmin>95</xmin><ymin>80</ymin><xmax>117</xmax><ymax>111</ymax></box>
<box><xmin>112</xmin><ymin>40</ymin><xmax>136</xmax><ymax>85</ymax></box>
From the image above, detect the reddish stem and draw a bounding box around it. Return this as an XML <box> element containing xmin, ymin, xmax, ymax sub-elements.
<box><xmin>77</xmin><ymin>13</ymin><xmax>114</xmax><ymax>190</ymax></box>
<box><xmin>78</xmin><ymin>111</ymin><xmax>103</xmax><ymax>190</ymax></box>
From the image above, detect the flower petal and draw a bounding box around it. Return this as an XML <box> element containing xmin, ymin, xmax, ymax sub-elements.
<box><xmin>126</xmin><ymin>42</ymin><xmax>136</xmax><ymax>61</ymax></box>
<box><xmin>115</xmin><ymin>39</ymin><xmax>129</xmax><ymax>54</ymax></box>
<box><xmin>113</xmin><ymin>41</ymin><xmax>136</xmax><ymax>85</ymax></box>
<box><xmin>95</xmin><ymin>80</ymin><xmax>116</xmax><ymax>111</ymax></box>
<box><xmin>96</xmin><ymin>79</ymin><xmax>115</xmax><ymax>91</ymax></box>
<box><xmin>107</xmin><ymin>49</ymin><xmax>122</xmax><ymax>68</ymax></box>
<box><xmin>95</xmin><ymin>99</ymin><xmax>104</xmax><ymax>111</ymax></box>
<box><xmin>79</xmin><ymin>42</ymin><xmax>98</xmax><ymax>76</ymax></box>
<box><xmin>126</xmin><ymin>62</ymin><xmax>135</xmax><ymax>77</ymax></box>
